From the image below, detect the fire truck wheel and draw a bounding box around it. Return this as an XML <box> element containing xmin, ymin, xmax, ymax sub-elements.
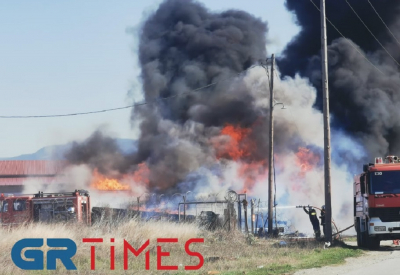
<box><xmin>367</xmin><ymin>237</ymin><xmax>380</xmax><ymax>250</ymax></box>
<box><xmin>364</xmin><ymin>224</ymin><xmax>380</xmax><ymax>250</ymax></box>
<box><xmin>361</xmin><ymin>230</ymin><xmax>369</xmax><ymax>248</ymax></box>
<box><xmin>356</xmin><ymin>230</ymin><xmax>362</xmax><ymax>247</ymax></box>
<box><xmin>356</xmin><ymin>218</ymin><xmax>368</xmax><ymax>248</ymax></box>
<box><xmin>356</xmin><ymin>219</ymin><xmax>362</xmax><ymax>247</ymax></box>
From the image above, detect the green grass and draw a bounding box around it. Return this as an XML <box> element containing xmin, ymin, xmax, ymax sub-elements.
<box><xmin>221</xmin><ymin>241</ymin><xmax>363</xmax><ymax>275</ymax></box>
<box><xmin>342</xmin><ymin>236</ymin><xmax>357</xmax><ymax>242</ymax></box>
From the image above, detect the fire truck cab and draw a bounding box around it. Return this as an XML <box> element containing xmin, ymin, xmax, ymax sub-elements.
<box><xmin>0</xmin><ymin>190</ymin><xmax>91</xmax><ymax>226</ymax></box>
<box><xmin>354</xmin><ymin>156</ymin><xmax>400</xmax><ymax>249</ymax></box>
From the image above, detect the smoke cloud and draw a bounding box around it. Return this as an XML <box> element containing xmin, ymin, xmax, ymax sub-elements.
<box><xmin>60</xmin><ymin>0</ymin><xmax>400</xmax><ymax>233</ymax></box>
<box><xmin>130</xmin><ymin>0</ymin><xmax>271</xmax><ymax>192</ymax></box>
<box><xmin>65</xmin><ymin>131</ymin><xmax>128</xmax><ymax>177</ymax></box>
<box><xmin>280</xmin><ymin>0</ymin><xmax>400</xmax><ymax>157</ymax></box>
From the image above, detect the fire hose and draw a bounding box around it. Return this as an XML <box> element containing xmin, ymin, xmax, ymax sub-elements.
<box><xmin>332</xmin><ymin>224</ymin><xmax>354</xmax><ymax>237</ymax></box>
<box><xmin>297</xmin><ymin>205</ymin><xmax>341</xmax><ymax>239</ymax></box>
<box><xmin>255</xmin><ymin>204</ymin><xmax>354</xmax><ymax>239</ymax></box>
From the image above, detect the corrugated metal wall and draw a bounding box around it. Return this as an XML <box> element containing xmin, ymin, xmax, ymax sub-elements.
<box><xmin>0</xmin><ymin>160</ymin><xmax>66</xmax><ymax>176</ymax></box>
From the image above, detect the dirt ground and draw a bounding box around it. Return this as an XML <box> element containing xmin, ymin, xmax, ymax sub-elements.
<box><xmin>294</xmin><ymin>241</ymin><xmax>400</xmax><ymax>275</ymax></box>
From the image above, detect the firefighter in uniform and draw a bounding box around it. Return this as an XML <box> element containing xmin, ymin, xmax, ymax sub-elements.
<box><xmin>320</xmin><ymin>205</ymin><xmax>326</xmax><ymax>237</ymax></box>
<box><xmin>303</xmin><ymin>206</ymin><xmax>321</xmax><ymax>238</ymax></box>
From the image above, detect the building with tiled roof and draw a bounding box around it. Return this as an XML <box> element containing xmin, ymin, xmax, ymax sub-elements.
<box><xmin>0</xmin><ymin>160</ymin><xmax>67</xmax><ymax>193</ymax></box>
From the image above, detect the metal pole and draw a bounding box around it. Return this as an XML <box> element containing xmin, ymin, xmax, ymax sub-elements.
<box><xmin>228</xmin><ymin>203</ymin><xmax>231</xmax><ymax>231</ymax></box>
<box><xmin>137</xmin><ymin>197</ymin><xmax>140</xmax><ymax>212</ymax></box>
<box><xmin>268</xmin><ymin>54</ymin><xmax>275</xmax><ymax>236</ymax></box>
<box><xmin>183</xmin><ymin>195</ymin><xmax>186</xmax><ymax>222</ymax></box>
<box><xmin>320</xmin><ymin>0</ymin><xmax>332</xmax><ymax>243</ymax></box>
<box><xmin>243</xmin><ymin>199</ymin><xmax>249</xmax><ymax>233</ymax></box>
<box><xmin>251</xmin><ymin>199</ymin><xmax>255</xmax><ymax>234</ymax></box>
<box><xmin>238</xmin><ymin>199</ymin><xmax>242</xmax><ymax>231</ymax></box>
<box><xmin>255</xmin><ymin>199</ymin><xmax>260</xmax><ymax>234</ymax></box>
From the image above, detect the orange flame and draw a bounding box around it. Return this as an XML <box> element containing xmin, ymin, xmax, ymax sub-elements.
<box><xmin>237</xmin><ymin>160</ymin><xmax>267</xmax><ymax>193</ymax></box>
<box><xmin>91</xmin><ymin>169</ymin><xmax>130</xmax><ymax>191</ymax></box>
<box><xmin>132</xmin><ymin>163</ymin><xmax>150</xmax><ymax>185</ymax></box>
<box><xmin>91</xmin><ymin>163</ymin><xmax>150</xmax><ymax>192</ymax></box>
<box><xmin>214</xmin><ymin>124</ymin><xmax>254</xmax><ymax>160</ymax></box>
<box><xmin>295</xmin><ymin>147</ymin><xmax>320</xmax><ymax>177</ymax></box>
<box><xmin>212</xmin><ymin>123</ymin><xmax>267</xmax><ymax>194</ymax></box>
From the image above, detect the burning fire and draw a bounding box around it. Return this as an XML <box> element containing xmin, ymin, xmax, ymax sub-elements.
<box><xmin>237</xmin><ymin>161</ymin><xmax>267</xmax><ymax>193</ymax></box>
<box><xmin>212</xmin><ymin>123</ymin><xmax>267</xmax><ymax>194</ymax></box>
<box><xmin>295</xmin><ymin>147</ymin><xmax>320</xmax><ymax>177</ymax></box>
<box><xmin>132</xmin><ymin>163</ymin><xmax>150</xmax><ymax>185</ymax></box>
<box><xmin>214</xmin><ymin>124</ymin><xmax>254</xmax><ymax>160</ymax></box>
<box><xmin>91</xmin><ymin>163</ymin><xmax>150</xmax><ymax>192</ymax></box>
<box><xmin>91</xmin><ymin>169</ymin><xmax>130</xmax><ymax>191</ymax></box>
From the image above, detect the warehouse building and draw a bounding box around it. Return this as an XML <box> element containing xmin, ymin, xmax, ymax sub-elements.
<box><xmin>0</xmin><ymin>160</ymin><xmax>66</xmax><ymax>194</ymax></box>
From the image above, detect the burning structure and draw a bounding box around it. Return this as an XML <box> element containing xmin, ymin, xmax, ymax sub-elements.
<box><xmin>13</xmin><ymin>0</ymin><xmax>400</xmax><ymax>234</ymax></box>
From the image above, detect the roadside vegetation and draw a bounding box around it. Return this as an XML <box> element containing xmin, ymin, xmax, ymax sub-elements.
<box><xmin>0</xmin><ymin>220</ymin><xmax>362</xmax><ymax>275</ymax></box>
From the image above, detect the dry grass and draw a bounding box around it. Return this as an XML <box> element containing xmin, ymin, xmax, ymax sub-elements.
<box><xmin>0</xmin><ymin>220</ymin><xmax>362</xmax><ymax>275</ymax></box>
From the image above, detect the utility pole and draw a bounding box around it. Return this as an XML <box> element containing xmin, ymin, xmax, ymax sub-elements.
<box><xmin>320</xmin><ymin>0</ymin><xmax>332</xmax><ymax>243</ymax></box>
<box><xmin>268</xmin><ymin>54</ymin><xmax>275</xmax><ymax>236</ymax></box>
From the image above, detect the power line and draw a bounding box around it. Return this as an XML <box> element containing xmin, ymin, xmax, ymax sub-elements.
<box><xmin>345</xmin><ymin>0</ymin><xmax>400</xmax><ymax>67</ymax></box>
<box><xmin>367</xmin><ymin>0</ymin><xmax>400</xmax><ymax>48</ymax></box>
<box><xmin>0</xmin><ymin>104</ymin><xmax>144</xmax><ymax>118</ymax></box>
<box><xmin>308</xmin><ymin>0</ymin><xmax>385</xmax><ymax>76</ymax></box>
<box><xmin>0</xmin><ymin>66</ymin><xmax>257</xmax><ymax>119</ymax></box>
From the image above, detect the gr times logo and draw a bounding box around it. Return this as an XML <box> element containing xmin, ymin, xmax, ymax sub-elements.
<box><xmin>11</xmin><ymin>238</ymin><xmax>77</xmax><ymax>270</ymax></box>
<box><xmin>12</xmin><ymin>238</ymin><xmax>204</xmax><ymax>271</ymax></box>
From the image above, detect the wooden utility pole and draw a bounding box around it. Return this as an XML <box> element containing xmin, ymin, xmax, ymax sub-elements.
<box><xmin>267</xmin><ymin>54</ymin><xmax>275</xmax><ymax>236</ymax></box>
<box><xmin>320</xmin><ymin>0</ymin><xmax>333</xmax><ymax>243</ymax></box>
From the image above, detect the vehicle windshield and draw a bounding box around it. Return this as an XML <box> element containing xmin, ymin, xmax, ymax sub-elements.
<box><xmin>370</xmin><ymin>171</ymin><xmax>400</xmax><ymax>194</ymax></box>
<box><xmin>13</xmin><ymin>200</ymin><xmax>27</xmax><ymax>211</ymax></box>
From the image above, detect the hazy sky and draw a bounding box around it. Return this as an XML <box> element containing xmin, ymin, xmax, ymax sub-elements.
<box><xmin>0</xmin><ymin>0</ymin><xmax>299</xmax><ymax>158</ymax></box>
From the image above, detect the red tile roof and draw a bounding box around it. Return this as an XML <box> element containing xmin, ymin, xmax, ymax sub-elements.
<box><xmin>0</xmin><ymin>160</ymin><xmax>66</xmax><ymax>176</ymax></box>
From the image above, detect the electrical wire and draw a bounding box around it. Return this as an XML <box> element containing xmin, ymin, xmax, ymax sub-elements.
<box><xmin>0</xmin><ymin>65</ymin><xmax>257</xmax><ymax>119</ymax></box>
<box><xmin>367</xmin><ymin>0</ymin><xmax>400</xmax><ymax>48</ymax></box>
<box><xmin>0</xmin><ymin>104</ymin><xmax>145</xmax><ymax>118</ymax></box>
<box><xmin>308</xmin><ymin>0</ymin><xmax>386</xmax><ymax>76</ymax></box>
<box><xmin>345</xmin><ymin>0</ymin><xmax>400</xmax><ymax>67</ymax></box>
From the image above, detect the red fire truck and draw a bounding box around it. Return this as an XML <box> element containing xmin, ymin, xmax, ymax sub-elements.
<box><xmin>0</xmin><ymin>189</ymin><xmax>91</xmax><ymax>226</ymax></box>
<box><xmin>354</xmin><ymin>156</ymin><xmax>400</xmax><ymax>249</ymax></box>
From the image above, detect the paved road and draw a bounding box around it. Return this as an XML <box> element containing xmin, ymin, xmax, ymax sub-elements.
<box><xmin>295</xmin><ymin>241</ymin><xmax>400</xmax><ymax>275</ymax></box>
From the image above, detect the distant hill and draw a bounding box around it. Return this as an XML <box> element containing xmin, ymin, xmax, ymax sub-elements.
<box><xmin>0</xmin><ymin>139</ymin><xmax>137</xmax><ymax>160</ymax></box>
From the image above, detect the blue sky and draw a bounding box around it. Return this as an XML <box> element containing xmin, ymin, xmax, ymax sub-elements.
<box><xmin>0</xmin><ymin>0</ymin><xmax>299</xmax><ymax>158</ymax></box>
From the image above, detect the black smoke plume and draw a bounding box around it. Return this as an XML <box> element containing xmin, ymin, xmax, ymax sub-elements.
<box><xmin>66</xmin><ymin>0</ymin><xmax>272</xmax><ymax>192</ymax></box>
<box><xmin>280</xmin><ymin>0</ymin><xmax>400</xmax><ymax>77</ymax></box>
<box><xmin>65</xmin><ymin>131</ymin><xmax>128</xmax><ymax>176</ymax></box>
<box><xmin>131</xmin><ymin>0</ymin><xmax>270</xmax><ymax>191</ymax></box>
<box><xmin>280</xmin><ymin>0</ymin><xmax>400</xmax><ymax>157</ymax></box>
<box><xmin>137</xmin><ymin>0</ymin><xmax>267</xmax><ymax>124</ymax></box>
